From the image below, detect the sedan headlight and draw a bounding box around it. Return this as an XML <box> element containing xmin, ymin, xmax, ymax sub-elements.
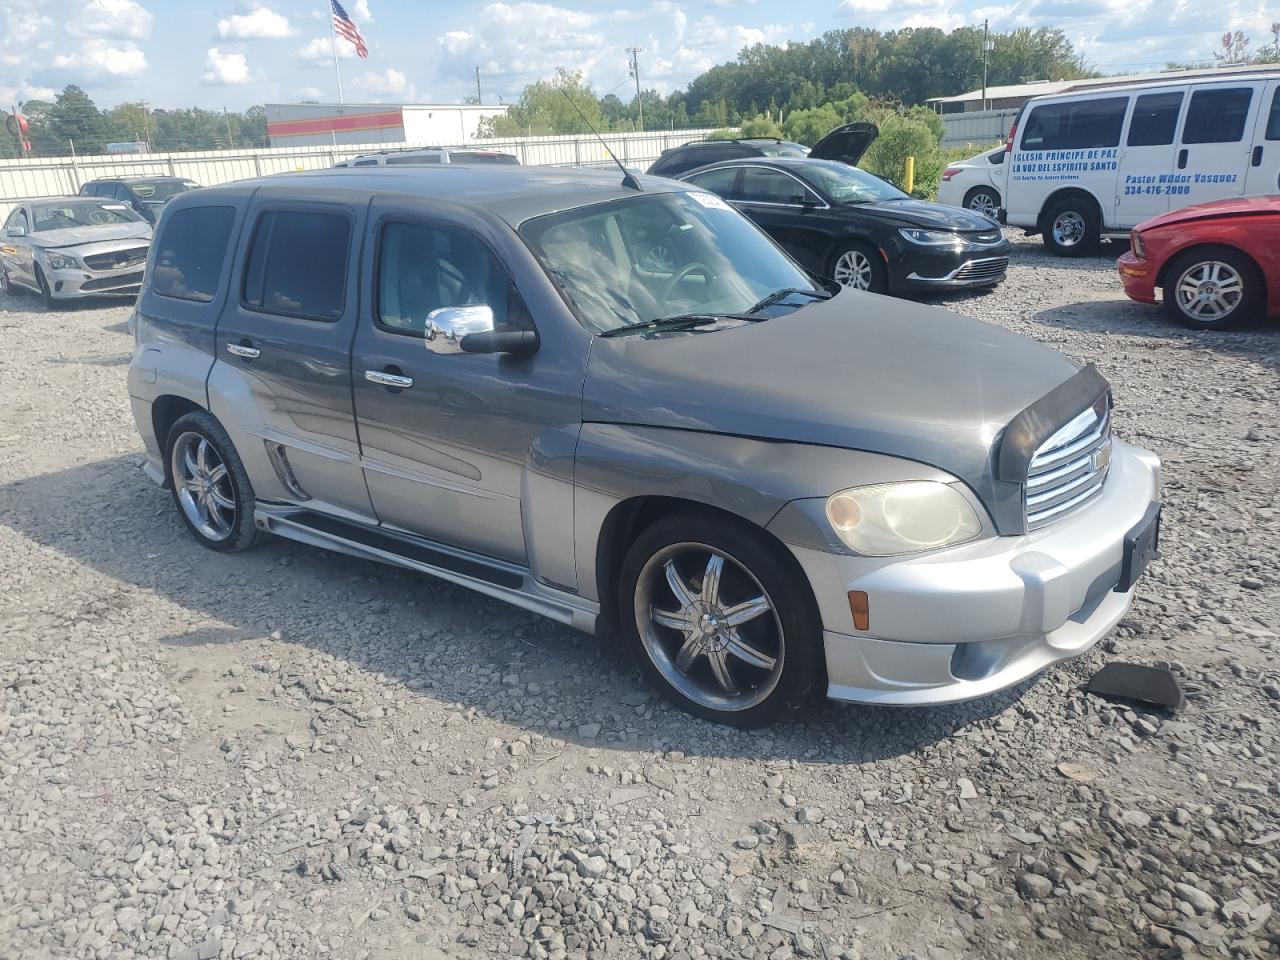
<box><xmin>826</xmin><ymin>481</ymin><xmax>982</xmax><ymax>556</ymax></box>
<box><xmin>44</xmin><ymin>252</ymin><xmax>81</xmax><ymax>270</ymax></box>
<box><xmin>899</xmin><ymin>228</ymin><xmax>963</xmax><ymax>247</ymax></box>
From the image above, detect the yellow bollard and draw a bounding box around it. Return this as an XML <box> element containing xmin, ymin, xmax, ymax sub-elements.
<box><xmin>904</xmin><ymin>156</ymin><xmax>915</xmax><ymax>195</ymax></box>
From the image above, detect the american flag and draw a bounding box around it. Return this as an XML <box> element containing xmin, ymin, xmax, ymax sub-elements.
<box><xmin>331</xmin><ymin>0</ymin><xmax>368</xmax><ymax>60</ymax></box>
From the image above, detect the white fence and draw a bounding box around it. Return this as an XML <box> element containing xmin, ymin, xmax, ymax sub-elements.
<box><xmin>940</xmin><ymin>108</ymin><xmax>1018</xmax><ymax>150</ymax></box>
<box><xmin>0</xmin><ymin>128</ymin><xmax>723</xmax><ymax>219</ymax></box>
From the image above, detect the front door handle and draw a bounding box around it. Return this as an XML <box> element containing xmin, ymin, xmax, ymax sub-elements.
<box><xmin>226</xmin><ymin>342</ymin><xmax>260</xmax><ymax>359</ymax></box>
<box><xmin>365</xmin><ymin>368</ymin><xmax>413</xmax><ymax>389</ymax></box>
<box><xmin>1253</xmin><ymin>145</ymin><xmax>1264</xmax><ymax>167</ymax></box>
<box><xmin>1177</xmin><ymin>148</ymin><xmax>1188</xmax><ymax>170</ymax></box>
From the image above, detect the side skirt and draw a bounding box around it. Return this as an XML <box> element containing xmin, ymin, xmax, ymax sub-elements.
<box><xmin>254</xmin><ymin>503</ymin><xmax>599</xmax><ymax>634</ymax></box>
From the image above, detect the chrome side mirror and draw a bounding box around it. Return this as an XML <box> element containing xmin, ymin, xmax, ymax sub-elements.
<box><xmin>424</xmin><ymin>304</ymin><xmax>495</xmax><ymax>355</ymax></box>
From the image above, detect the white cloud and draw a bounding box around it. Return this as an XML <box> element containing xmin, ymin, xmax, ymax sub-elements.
<box><xmin>68</xmin><ymin>0</ymin><xmax>153</xmax><ymax>39</ymax></box>
<box><xmin>217</xmin><ymin>6</ymin><xmax>294</xmax><ymax>40</ymax></box>
<box><xmin>53</xmin><ymin>38</ymin><xmax>148</xmax><ymax>77</ymax></box>
<box><xmin>297</xmin><ymin>36</ymin><xmax>357</xmax><ymax>63</ymax></box>
<box><xmin>0</xmin><ymin>80</ymin><xmax>57</xmax><ymax>107</ymax></box>
<box><xmin>352</xmin><ymin>0</ymin><xmax>373</xmax><ymax>21</ymax></box>
<box><xmin>298</xmin><ymin>85</ymin><xmax>324</xmax><ymax>99</ymax></box>
<box><xmin>350</xmin><ymin>68</ymin><xmax>417</xmax><ymax>101</ymax></box>
<box><xmin>201</xmin><ymin>46</ymin><xmax>252</xmax><ymax>85</ymax></box>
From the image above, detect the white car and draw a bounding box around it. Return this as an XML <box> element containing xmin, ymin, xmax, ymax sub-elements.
<box><xmin>937</xmin><ymin>147</ymin><xmax>1006</xmax><ymax>220</ymax></box>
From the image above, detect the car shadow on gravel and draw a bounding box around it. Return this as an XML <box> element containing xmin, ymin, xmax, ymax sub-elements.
<box><xmin>0</xmin><ymin>453</ymin><xmax>1034</xmax><ymax>764</ymax></box>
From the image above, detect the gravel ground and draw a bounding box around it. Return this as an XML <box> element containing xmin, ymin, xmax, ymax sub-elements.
<box><xmin>1</xmin><ymin>237</ymin><xmax>1278</xmax><ymax>960</ymax></box>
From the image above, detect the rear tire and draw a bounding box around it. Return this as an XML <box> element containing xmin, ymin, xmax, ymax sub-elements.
<box><xmin>164</xmin><ymin>411</ymin><xmax>264</xmax><ymax>553</ymax></box>
<box><xmin>1042</xmin><ymin>197</ymin><xmax>1100</xmax><ymax>257</ymax></box>
<box><xmin>963</xmin><ymin>186</ymin><xmax>1000</xmax><ymax>220</ymax></box>
<box><xmin>1161</xmin><ymin>247</ymin><xmax>1262</xmax><ymax>330</ymax></box>
<box><xmin>617</xmin><ymin>511</ymin><xmax>822</xmax><ymax>728</ymax></box>
<box><xmin>829</xmin><ymin>241</ymin><xmax>887</xmax><ymax>294</ymax></box>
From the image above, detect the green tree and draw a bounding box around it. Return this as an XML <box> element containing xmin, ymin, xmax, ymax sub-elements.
<box><xmin>739</xmin><ymin>113</ymin><xmax>783</xmax><ymax>138</ymax></box>
<box><xmin>51</xmin><ymin>85</ymin><xmax>107</xmax><ymax>154</ymax></box>
<box><xmin>861</xmin><ymin>114</ymin><xmax>941</xmax><ymax>197</ymax></box>
<box><xmin>782</xmin><ymin>104</ymin><xmax>843</xmax><ymax>145</ymax></box>
<box><xmin>479</xmin><ymin>69</ymin><xmax>605</xmax><ymax>136</ymax></box>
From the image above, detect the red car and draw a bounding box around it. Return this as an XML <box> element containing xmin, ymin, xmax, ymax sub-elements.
<box><xmin>1118</xmin><ymin>195</ymin><xmax>1280</xmax><ymax>330</ymax></box>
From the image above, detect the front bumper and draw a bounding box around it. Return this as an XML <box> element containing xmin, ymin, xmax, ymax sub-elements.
<box><xmin>891</xmin><ymin>241</ymin><xmax>1013</xmax><ymax>291</ymax></box>
<box><xmin>44</xmin><ymin>263</ymin><xmax>145</xmax><ymax>299</ymax></box>
<box><xmin>1117</xmin><ymin>250</ymin><xmax>1158</xmax><ymax>304</ymax></box>
<box><xmin>785</xmin><ymin>438</ymin><xmax>1161</xmax><ymax>706</ymax></box>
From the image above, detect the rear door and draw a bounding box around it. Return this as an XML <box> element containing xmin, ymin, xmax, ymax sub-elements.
<box><xmin>210</xmin><ymin>191</ymin><xmax>376</xmax><ymax>522</ymax></box>
<box><xmin>1115</xmin><ymin>88</ymin><xmax>1185</xmax><ymax>228</ymax></box>
<box><xmin>1175</xmin><ymin>82</ymin><xmax>1264</xmax><ymax>207</ymax></box>
<box><xmin>1245</xmin><ymin>79</ymin><xmax>1280</xmax><ymax>197</ymax></box>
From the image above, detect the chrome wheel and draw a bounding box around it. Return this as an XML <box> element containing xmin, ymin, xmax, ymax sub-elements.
<box><xmin>833</xmin><ymin>249</ymin><xmax>873</xmax><ymax>289</ymax></box>
<box><xmin>1051</xmin><ymin>210</ymin><xmax>1086</xmax><ymax>248</ymax></box>
<box><xmin>1174</xmin><ymin>260</ymin><xmax>1243</xmax><ymax>322</ymax></box>
<box><xmin>171</xmin><ymin>431</ymin><xmax>236</xmax><ymax>542</ymax></box>
<box><xmin>967</xmin><ymin>190</ymin><xmax>998</xmax><ymax>219</ymax></box>
<box><xmin>635</xmin><ymin>543</ymin><xmax>784</xmax><ymax>712</ymax></box>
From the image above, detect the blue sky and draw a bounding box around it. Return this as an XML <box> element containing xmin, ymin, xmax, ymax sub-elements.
<box><xmin>1</xmin><ymin>0</ymin><xmax>1271</xmax><ymax>111</ymax></box>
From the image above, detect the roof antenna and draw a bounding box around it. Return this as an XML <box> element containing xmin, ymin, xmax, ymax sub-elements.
<box><xmin>559</xmin><ymin>88</ymin><xmax>642</xmax><ymax>191</ymax></box>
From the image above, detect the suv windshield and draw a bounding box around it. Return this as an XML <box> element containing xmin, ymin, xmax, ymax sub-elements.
<box><xmin>129</xmin><ymin>180</ymin><xmax>197</xmax><ymax>201</ymax></box>
<box><xmin>31</xmin><ymin>201</ymin><xmax>143</xmax><ymax>231</ymax></box>
<box><xmin>521</xmin><ymin>191</ymin><xmax>818</xmax><ymax>336</ymax></box>
<box><xmin>801</xmin><ymin>160</ymin><xmax>907</xmax><ymax>204</ymax></box>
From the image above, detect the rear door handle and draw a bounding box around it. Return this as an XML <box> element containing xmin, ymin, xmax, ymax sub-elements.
<box><xmin>1177</xmin><ymin>148</ymin><xmax>1188</xmax><ymax>170</ymax></box>
<box><xmin>226</xmin><ymin>342</ymin><xmax>260</xmax><ymax>359</ymax></box>
<box><xmin>1253</xmin><ymin>145</ymin><xmax>1264</xmax><ymax>167</ymax></box>
<box><xmin>365</xmin><ymin>369</ymin><xmax>413</xmax><ymax>389</ymax></box>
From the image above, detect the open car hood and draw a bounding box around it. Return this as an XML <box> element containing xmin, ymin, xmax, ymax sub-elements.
<box><xmin>808</xmin><ymin>122</ymin><xmax>879</xmax><ymax>166</ymax></box>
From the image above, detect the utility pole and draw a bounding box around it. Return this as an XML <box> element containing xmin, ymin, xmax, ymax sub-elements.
<box><xmin>627</xmin><ymin>47</ymin><xmax>644</xmax><ymax>132</ymax></box>
<box><xmin>223</xmin><ymin>106</ymin><xmax>236</xmax><ymax>148</ymax></box>
<box><xmin>474</xmin><ymin>66</ymin><xmax>482</xmax><ymax>105</ymax></box>
<box><xmin>981</xmin><ymin>19</ymin><xmax>993</xmax><ymax>111</ymax></box>
<box><xmin>140</xmin><ymin>100</ymin><xmax>153</xmax><ymax>152</ymax></box>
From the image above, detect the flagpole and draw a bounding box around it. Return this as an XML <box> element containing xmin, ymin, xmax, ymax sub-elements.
<box><xmin>328</xmin><ymin>1</ymin><xmax>345</xmax><ymax>105</ymax></box>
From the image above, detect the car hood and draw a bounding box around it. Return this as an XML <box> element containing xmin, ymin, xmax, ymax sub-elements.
<box><xmin>1137</xmin><ymin>195</ymin><xmax>1280</xmax><ymax>232</ymax></box>
<box><xmin>809</xmin><ymin>122</ymin><xmax>878</xmax><ymax>166</ymax></box>
<box><xmin>856</xmin><ymin>197</ymin><xmax>1000</xmax><ymax>231</ymax></box>
<box><xmin>27</xmin><ymin>222</ymin><xmax>153</xmax><ymax>249</ymax></box>
<box><xmin>583</xmin><ymin>289</ymin><xmax>1082</xmax><ymax>525</ymax></box>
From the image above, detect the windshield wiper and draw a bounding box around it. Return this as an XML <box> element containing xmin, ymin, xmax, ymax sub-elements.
<box><xmin>598</xmin><ymin>313</ymin><xmax>757</xmax><ymax>338</ymax></box>
<box><xmin>746</xmin><ymin>287</ymin><xmax>833</xmax><ymax>315</ymax></box>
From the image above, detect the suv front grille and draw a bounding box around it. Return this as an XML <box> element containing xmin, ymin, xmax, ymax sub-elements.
<box><xmin>1026</xmin><ymin>399</ymin><xmax>1111</xmax><ymax>530</ymax></box>
<box><xmin>84</xmin><ymin>246</ymin><xmax>149</xmax><ymax>271</ymax></box>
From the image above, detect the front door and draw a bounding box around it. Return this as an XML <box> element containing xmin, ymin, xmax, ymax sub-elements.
<box><xmin>1114</xmin><ymin>88</ymin><xmax>1184</xmax><ymax>229</ymax></box>
<box><xmin>1174</xmin><ymin>83</ymin><xmax>1263</xmax><ymax>208</ymax></box>
<box><xmin>350</xmin><ymin>201</ymin><xmax>578</xmax><ymax>566</ymax></box>
<box><xmin>211</xmin><ymin>194</ymin><xmax>376</xmax><ymax>522</ymax></box>
<box><xmin>1245</xmin><ymin>79</ymin><xmax>1280</xmax><ymax>197</ymax></box>
<box><xmin>733</xmin><ymin>165</ymin><xmax>831</xmax><ymax>274</ymax></box>
<box><xmin>1</xmin><ymin>207</ymin><xmax>33</xmax><ymax>289</ymax></box>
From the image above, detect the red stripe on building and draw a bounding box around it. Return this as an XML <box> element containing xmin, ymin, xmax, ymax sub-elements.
<box><xmin>267</xmin><ymin>110</ymin><xmax>402</xmax><ymax>138</ymax></box>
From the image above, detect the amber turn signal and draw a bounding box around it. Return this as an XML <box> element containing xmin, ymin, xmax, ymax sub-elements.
<box><xmin>848</xmin><ymin>590</ymin><xmax>870</xmax><ymax>632</ymax></box>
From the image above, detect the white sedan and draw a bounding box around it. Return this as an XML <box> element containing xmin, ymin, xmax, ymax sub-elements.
<box><xmin>936</xmin><ymin>147</ymin><xmax>1006</xmax><ymax>220</ymax></box>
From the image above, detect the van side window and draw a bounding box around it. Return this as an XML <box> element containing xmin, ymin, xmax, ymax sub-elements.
<box><xmin>1127</xmin><ymin>92</ymin><xmax>1183</xmax><ymax>147</ymax></box>
<box><xmin>1020</xmin><ymin>97</ymin><xmax>1127</xmax><ymax>151</ymax></box>
<box><xmin>151</xmin><ymin>206</ymin><xmax>236</xmax><ymax>303</ymax></box>
<box><xmin>376</xmin><ymin>221</ymin><xmax>524</xmax><ymax>337</ymax></box>
<box><xmin>1267</xmin><ymin>87</ymin><xmax>1280</xmax><ymax>141</ymax></box>
<box><xmin>386</xmin><ymin>154</ymin><xmax>442</xmax><ymax>165</ymax></box>
<box><xmin>243</xmin><ymin>209</ymin><xmax>350</xmax><ymax>321</ymax></box>
<box><xmin>1182</xmin><ymin>87</ymin><xmax>1253</xmax><ymax>144</ymax></box>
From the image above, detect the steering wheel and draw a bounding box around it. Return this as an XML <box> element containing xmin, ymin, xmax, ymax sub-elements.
<box><xmin>661</xmin><ymin>261</ymin><xmax>714</xmax><ymax>304</ymax></box>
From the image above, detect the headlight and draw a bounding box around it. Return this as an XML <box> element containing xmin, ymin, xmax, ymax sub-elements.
<box><xmin>1131</xmin><ymin>232</ymin><xmax>1146</xmax><ymax>259</ymax></box>
<box><xmin>899</xmin><ymin>228</ymin><xmax>962</xmax><ymax>247</ymax></box>
<box><xmin>825</xmin><ymin>481</ymin><xmax>982</xmax><ymax>556</ymax></box>
<box><xmin>45</xmin><ymin>252</ymin><xmax>80</xmax><ymax>270</ymax></box>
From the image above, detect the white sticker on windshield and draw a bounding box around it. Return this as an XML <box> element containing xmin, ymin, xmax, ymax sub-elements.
<box><xmin>689</xmin><ymin>191</ymin><xmax>732</xmax><ymax>211</ymax></box>
<box><xmin>102</xmin><ymin>204</ymin><xmax>128</xmax><ymax>210</ymax></box>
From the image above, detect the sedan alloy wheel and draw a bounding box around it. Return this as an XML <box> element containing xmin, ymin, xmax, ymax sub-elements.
<box><xmin>833</xmin><ymin>248</ymin><xmax>874</xmax><ymax>290</ymax></box>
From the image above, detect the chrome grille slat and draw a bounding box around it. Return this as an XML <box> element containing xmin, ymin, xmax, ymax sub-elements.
<box><xmin>83</xmin><ymin>246</ymin><xmax>149</xmax><ymax>271</ymax></box>
<box><xmin>1026</xmin><ymin>399</ymin><xmax>1111</xmax><ymax>530</ymax></box>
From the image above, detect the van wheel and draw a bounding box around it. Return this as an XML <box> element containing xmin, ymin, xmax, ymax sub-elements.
<box><xmin>1042</xmin><ymin>197</ymin><xmax>1100</xmax><ymax>256</ymax></box>
<box><xmin>618</xmin><ymin>511</ymin><xmax>822</xmax><ymax>728</ymax></box>
<box><xmin>165</xmin><ymin>411</ymin><xmax>264</xmax><ymax>552</ymax></box>
<box><xmin>830</xmin><ymin>241</ymin><xmax>887</xmax><ymax>293</ymax></box>
<box><xmin>1162</xmin><ymin>247</ymin><xmax>1261</xmax><ymax>330</ymax></box>
<box><xmin>964</xmin><ymin>187</ymin><xmax>1000</xmax><ymax>220</ymax></box>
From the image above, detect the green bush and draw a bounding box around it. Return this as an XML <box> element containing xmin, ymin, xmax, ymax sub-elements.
<box><xmin>861</xmin><ymin>114</ymin><xmax>942</xmax><ymax>199</ymax></box>
<box><xmin>738</xmin><ymin>114</ymin><xmax>784</xmax><ymax>139</ymax></box>
<box><xmin>782</xmin><ymin>104</ymin><xmax>843</xmax><ymax>145</ymax></box>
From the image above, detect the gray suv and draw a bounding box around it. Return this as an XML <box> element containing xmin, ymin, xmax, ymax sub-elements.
<box><xmin>127</xmin><ymin>165</ymin><xmax>1162</xmax><ymax>727</ymax></box>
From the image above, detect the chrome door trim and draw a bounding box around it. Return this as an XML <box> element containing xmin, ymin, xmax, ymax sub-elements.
<box><xmin>365</xmin><ymin>369</ymin><xmax>414</xmax><ymax>388</ymax></box>
<box><xmin>225</xmin><ymin>343</ymin><xmax>261</xmax><ymax>359</ymax></box>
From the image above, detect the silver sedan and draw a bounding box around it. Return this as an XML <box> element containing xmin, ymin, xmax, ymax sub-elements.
<box><xmin>1</xmin><ymin>197</ymin><xmax>152</xmax><ymax>305</ymax></box>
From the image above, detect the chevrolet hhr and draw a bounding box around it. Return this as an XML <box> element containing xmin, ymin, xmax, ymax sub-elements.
<box><xmin>127</xmin><ymin>165</ymin><xmax>1162</xmax><ymax>727</ymax></box>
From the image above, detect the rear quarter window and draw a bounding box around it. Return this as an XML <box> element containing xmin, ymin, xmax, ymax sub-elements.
<box><xmin>1021</xmin><ymin>97</ymin><xmax>1128</xmax><ymax>151</ymax></box>
<box><xmin>242</xmin><ymin>209</ymin><xmax>351</xmax><ymax>321</ymax></box>
<box><xmin>151</xmin><ymin>205</ymin><xmax>237</xmax><ymax>303</ymax></box>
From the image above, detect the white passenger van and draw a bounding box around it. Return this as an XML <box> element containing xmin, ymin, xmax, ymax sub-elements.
<box><xmin>1002</xmin><ymin>68</ymin><xmax>1280</xmax><ymax>255</ymax></box>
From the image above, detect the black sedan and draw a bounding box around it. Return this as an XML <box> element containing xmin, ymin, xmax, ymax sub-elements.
<box><xmin>678</xmin><ymin>158</ymin><xmax>1010</xmax><ymax>295</ymax></box>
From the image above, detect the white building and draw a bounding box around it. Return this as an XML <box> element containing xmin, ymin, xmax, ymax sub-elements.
<box><xmin>265</xmin><ymin>102</ymin><xmax>509</xmax><ymax>148</ymax></box>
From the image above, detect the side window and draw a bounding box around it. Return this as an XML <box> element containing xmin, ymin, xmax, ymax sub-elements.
<box><xmin>1127</xmin><ymin>92</ymin><xmax>1183</xmax><ymax>147</ymax></box>
<box><xmin>739</xmin><ymin>167</ymin><xmax>814</xmax><ymax>204</ymax></box>
<box><xmin>686</xmin><ymin>166</ymin><xmax>739</xmax><ymax>198</ymax></box>
<box><xmin>4</xmin><ymin>208</ymin><xmax>28</xmax><ymax>232</ymax></box>
<box><xmin>151</xmin><ymin>206</ymin><xmax>237</xmax><ymax>303</ymax></box>
<box><xmin>1020</xmin><ymin>97</ymin><xmax>1128</xmax><ymax>150</ymax></box>
<box><xmin>353</xmin><ymin>158</ymin><xmax>380</xmax><ymax>167</ymax></box>
<box><xmin>243</xmin><ymin>209</ymin><xmax>351</xmax><ymax>321</ymax></box>
<box><xmin>79</xmin><ymin>182</ymin><xmax>95</xmax><ymax>196</ymax></box>
<box><xmin>386</xmin><ymin>154</ymin><xmax>441</xmax><ymax>165</ymax></box>
<box><xmin>376</xmin><ymin>221</ymin><xmax>523</xmax><ymax>337</ymax></box>
<box><xmin>1267</xmin><ymin>87</ymin><xmax>1280</xmax><ymax>141</ymax></box>
<box><xmin>1182</xmin><ymin>87</ymin><xmax>1253</xmax><ymax>144</ymax></box>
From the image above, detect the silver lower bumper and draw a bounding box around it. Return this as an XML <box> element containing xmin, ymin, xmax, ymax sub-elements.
<box><xmin>46</xmin><ymin>264</ymin><xmax>144</xmax><ymax>299</ymax></box>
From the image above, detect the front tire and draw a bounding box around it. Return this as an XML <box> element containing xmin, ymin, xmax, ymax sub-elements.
<box><xmin>34</xmin><ymin>265</ymin><xmax>56</xmax><ymax>308</ymax></box>
<box><xmin>1162</xmin><ymin>247</ymin><xmax>1261</xmax><ymax>330</ymax></box>
<box><xmin>964</xmin><ymin>186</ymin><xmax>1000</xmax><ymax>220</ymax></box>
<box><xmin>1042</xmin><ymin>197</ymin><xmax>1100</xmax><ymax>257</ymax></box>
<box><xmin>165</xmin><ymin>411</ymin><xmax>264</xmax><ymax>552</ymax></box>
<box><xmin>829</xmin><ymin>241</ymin><xmax>887</xmax><ymax>293</ymax></box>
<box><xmin>618</xmin><ymin>511</ymin><xmax>822</xmax><ymax>728</ymax></box>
